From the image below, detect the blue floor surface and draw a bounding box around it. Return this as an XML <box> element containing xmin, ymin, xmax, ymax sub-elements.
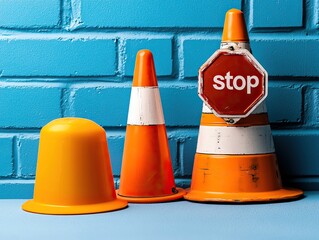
<box><xmin>0</xmin><ymin>191</ymin><xmax>318</xmax><ymax>240</ymax></box>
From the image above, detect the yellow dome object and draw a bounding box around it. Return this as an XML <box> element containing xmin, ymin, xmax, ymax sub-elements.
<box><xmin>22</xmin><ymin>118</ymin><xmax>127</xmax><ymax>215</ymax></box>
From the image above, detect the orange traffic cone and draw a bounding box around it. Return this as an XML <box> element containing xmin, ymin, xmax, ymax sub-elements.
<box><xmin>117</xmin><ymin>50</ymin><xmax>186</xmax><ymax>203</ymax></box>
<box><xmin>184</xmin><ymin>9</ymin><xmax>303</xmax><ymax>203</ymax></box>
<box><xmin>22</xmin><ymin>118</ymin><xmax>127</xmax><ymax>214</ymax></box>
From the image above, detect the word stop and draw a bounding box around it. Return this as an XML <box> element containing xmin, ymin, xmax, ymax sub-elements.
<box><xmin>212</xmin><ymin>71</ymin><xmax>259</xmax><ymax>94</ymax></box>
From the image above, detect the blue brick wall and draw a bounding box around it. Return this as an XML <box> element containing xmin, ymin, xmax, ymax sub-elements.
<box><xmin>0</xmin><ymin>137</ymin><xmax>13</xmax><ymax>177</ymax></box>
<box><xmin>0</xmin><ymin>0</ymin><xmax>318</xmax><ymax>198</ymax></box>
<box><xmin>124</xmin><ymin>38</ymin><xmax>173</xmax><ymax>76</ymax></box>
<box><xmin>17</xmin><ymin>136</ymin><xmax>39</xmax><ymax>177</ymax></box>
<box><xmin>0</xmin><ymin>39</ymin><xmax>116</xmax><ymax>76</ymax></box>
<box><xmin>251</xmin><ymin>0</ymin><xmax>303</xmax><ymax>28</ymax></box>
<box><xmin>81</xmin><ymin>0</ymin><xmax>241</xmax><ymax>28</ymax></box>
<box><xmin>0</xmin><ymin>86</ymin><xmax>61</xmax><ymax>128</ymax></box>
<box><xmin>0</xmin><ymin>0</ymin><xmax>60</xmax><ymax>28</ymax></box>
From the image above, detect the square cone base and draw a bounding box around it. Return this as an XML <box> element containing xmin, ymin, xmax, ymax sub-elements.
<box><xmin>116</xmin><ymin>188</ymin><xmax>186</xmax><ymax>203</ymax></box>
<box><xmin>184</xmin><ymin>188</ymin><xmax>303</xmax><ymax>203</ymax></box>
<box><xmin>22</xmin><ymin>199</ymin><xmax>128</xmax><ymax>215</ymax></box>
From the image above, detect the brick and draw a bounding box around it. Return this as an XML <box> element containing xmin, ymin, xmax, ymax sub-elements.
<box><xmin>181</xmin><ymin>136</ymin><xmax>198</xmax><ymax>176</ymax></box>
<box><xmin>72</xmin><ymin>87</ymin><xmax>131</xmax><ymax>127</ymax></box>
<box><xmin>108</xmin><ymin>135</ymin><xmax>125</xmax><ymax>176</ymax></box>
<box><xmin>0</xmin><ymin>0</ymin><xmax>60</xmax><ymax>28</ymax></box>
<box><xmin>0</xmin><ymin>180</ymin><xmax>34</xmax><ymax>199</ymax></box>
<box><xmin>161</xmin><ymin>87</ymin><xmax>202</xmax><ymax>126</ymax></box>
<box><xmin>304</xmin><ymin>89</ymin><xmax>319</xmax><ymax>125</ymax></box>
<box><xmin>175</xmin><ymin>178</ymin><xmax>191</xmax><ymax>188</ymax></box>
<box><xmin>114</xmin><ymin>177</ymin><xmax>120</xmax><ymax>189</ymax></box>
<box><xmin>81</xmin><ymin>0</ymin><xmax>241</xmax><ymax>28</ymax></box>
<box><xmin>287</xmin><ymin>177</ymin><xmax>319</xmax><ymax>191</ymax></box>
<box><xmin>273</xmin><ymin>132</ymin><xmax>319</xmax><ymax>176</ymax></box>
<box><xmin>183</xmin><ymin>39</ymin><xmax>221</xmax><ymax>77</ymax></box>
<box><xmin>267</xmin><ymin>86</ymin><xmax>302</xmax><ymax>123</ymax></box>
<box><xmin>124</xmin><ymin>39</ymin><xmax>172</xmax><ymax>76</ymax></box>
<box><xmin>251</xmin><ymin>39</ymin><xmax>319</xmax><ymax>77</ymax></box>
<box><xmin>0</xmin><ymin>87</ymin><xmax>61</xmax><ymax>128</ymax></box>
<box><xmin>251</xmin><ymin>0</ymin><xmax>303</xmax><ymax>28</ymax></box>
<box><xmin>17</xmin><ymin>136</ymin><xmax>39</xmax><ymax>177</ymax></box>
<box><xmin>0</xmin><ymin>39</ymin><xmax>116</xmax><ymax>76</ymax></box>
<box><xmin>0</xmin><ymin>137</ymin><xmax>13</xmax><ymax>177</ymax></box>
<box><xmin>168</xmin><ymin>138</ymin><xmax>178</xmax><ymax>176</ymax></box>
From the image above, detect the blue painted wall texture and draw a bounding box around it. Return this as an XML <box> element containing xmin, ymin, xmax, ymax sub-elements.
<box><xmin>0</xmin><ymin>0</ymin><xmax>318</xmax><ymax>198</ymax></box>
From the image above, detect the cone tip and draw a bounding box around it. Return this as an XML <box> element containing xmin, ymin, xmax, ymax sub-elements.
<box><xmin>132</xmin><ymin>49</ymin><xmax>158</xmax><ymax>87</ymax></box>
<box><xmin>222</xmin><ymin>8</ymin><xmax>249</xmax><ymax>42</ymax></box>
<box><xmin>227</xmin><ymin>8</ymin><xmax>242</xmax><ymax>14</ymax></box>
<box><xmin>43</xmin><ymin>117</ymin><xmax>104</xmax><ymax>135</ymax></box>
<box><xmin>137</xmin><ymin>49</ymin><xmax>152</xmax><ymax>58</ymax></box>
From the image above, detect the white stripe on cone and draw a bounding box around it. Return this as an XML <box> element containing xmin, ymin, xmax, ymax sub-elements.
<box><xmin>127</xmin><ymin>87</ymin><xmax>165</xmax><ymax>125</ymax></box>
<box><xmin>197</xmin><ymin>125</ymin><xmax>275</xmax><ymax>155</ymax></box>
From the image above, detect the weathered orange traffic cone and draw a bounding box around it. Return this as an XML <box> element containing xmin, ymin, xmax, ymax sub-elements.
<box><xmin>117</xmin><ymin>50</ymin><xmax>185</xmax><ymax>203</ymax></box>
<box><xmin>184</xmin><ymin>9</ymin><xmax>303</xmax><ymax>203</ymax></box>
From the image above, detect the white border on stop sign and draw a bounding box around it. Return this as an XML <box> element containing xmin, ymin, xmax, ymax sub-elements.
<box><xmin>198</xmin><ymin>48</ymin><xmax>268</xmax><ymax>122</ymax></box>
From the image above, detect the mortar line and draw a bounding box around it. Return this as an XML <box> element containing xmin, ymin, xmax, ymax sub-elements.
<box><xmin>12</xmin><ymin>136</ymin><xmax>19</xmax><ymax>178</ymax></box>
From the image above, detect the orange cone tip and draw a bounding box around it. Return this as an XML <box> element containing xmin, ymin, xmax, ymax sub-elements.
<box><xmin>132</xmin><ymin>49</ymin><xmax>158</xmax><ymax>87</ymax></box>
<box><xmin>221</xmin><ymin>8</ymin><xmax>249</xmax><ymax>42</ymax></box>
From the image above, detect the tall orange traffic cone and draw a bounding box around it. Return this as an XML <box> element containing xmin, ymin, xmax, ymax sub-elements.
<box><xmin>184</xmin><ymin>9</ymin><xmax>303</xmax><ymax>203</ymax></box>
<box><xmin>117</xmin><ymin>50</ymin><xmax>186</xmax><ymax>203</ymax></box>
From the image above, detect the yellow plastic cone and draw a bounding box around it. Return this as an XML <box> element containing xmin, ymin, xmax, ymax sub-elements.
<box><xmin>22</xmin><ymin>118</ymin><xmax>127</xmax><ymax>214</ymax></box>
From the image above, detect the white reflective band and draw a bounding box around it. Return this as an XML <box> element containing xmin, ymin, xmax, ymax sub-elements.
<box><xmin>197</xmin><ymin>125</ymin><xmax>275</xmax><ymax>154</ymax></box>
<box><xmin>127</xmin><ymin>87</ymin><xmax>165</xmax><ymax>125</ymax></box>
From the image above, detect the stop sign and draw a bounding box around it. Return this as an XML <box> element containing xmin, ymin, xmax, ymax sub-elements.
<box><xmin>199</xmin><ymin>48</ymin><xmax>268</xmax><ymax>120</ymax></box>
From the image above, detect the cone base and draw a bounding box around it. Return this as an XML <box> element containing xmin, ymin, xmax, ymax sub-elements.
<box><xmin>22</xmin><ymin>199</ymin><xmax>128</xmax><ymax>215</ymax></box>
<box><xmin>116</xmin><ymin>188</ymin><xmax>186</xmax><ymax>203</ymax></box>
<box><xmin>184</xmin><ymin>188</ymin><xmax>303</xmax><ymax>203</ymax></box>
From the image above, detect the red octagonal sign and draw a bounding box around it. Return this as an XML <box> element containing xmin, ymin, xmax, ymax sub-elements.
<box><xmin>199</xmin><ymin>49</ymin><xmax>268</xmax><ymax>119</ymax></box>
